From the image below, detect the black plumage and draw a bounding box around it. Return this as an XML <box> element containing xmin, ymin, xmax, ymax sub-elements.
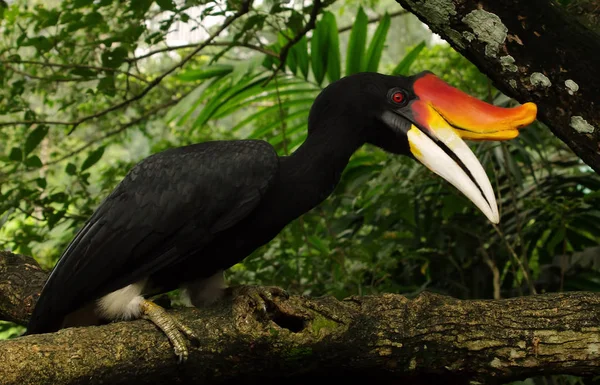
<box><xmin>28</xmin><ymin>140</ymin><xmax>280</xmax><ymax>333</ymax></box>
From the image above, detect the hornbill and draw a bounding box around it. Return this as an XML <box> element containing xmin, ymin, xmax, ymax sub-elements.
<box><xmin>26</xmin><ymin>72</ymin><xmax>537</xmax><ymax>360</ymax></box>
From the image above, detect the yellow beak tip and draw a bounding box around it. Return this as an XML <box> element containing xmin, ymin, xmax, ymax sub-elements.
<box><xmin>517</xmin><ymin>102</ymin><xmax>538</xmax><ymax>126</ymax></box>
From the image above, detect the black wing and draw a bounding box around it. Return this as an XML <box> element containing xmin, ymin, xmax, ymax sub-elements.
<box><xmin>27</xmin><ymin>140</ymin><xmax>278</xmax><ymax>334</ymax></box>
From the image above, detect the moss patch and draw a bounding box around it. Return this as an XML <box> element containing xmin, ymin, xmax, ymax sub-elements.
<box><xmin>310</xmin><ymin>316</ymin><xmax>341</xmax><ymax>336</ymax></box>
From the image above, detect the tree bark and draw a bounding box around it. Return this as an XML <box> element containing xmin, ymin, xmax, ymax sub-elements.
<box><xmin>0</xmin><ymin>251</ymin><xmax>47</xmax><ymax>325</ymax></box>
<box><xmin>395</xmin><ymin>0</ymin><xmax>600</xmax><ymax>173</ymax></box>
<box><xmin>2</xmin><ymin>251</ymin><xmax>600</xmax><ymax>384</ymax></box>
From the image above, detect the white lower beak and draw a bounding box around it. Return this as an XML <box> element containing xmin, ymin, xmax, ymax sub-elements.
<box><xmin>407</xmin><ymin>122</ymin><xmax>499</xmax><ymax>224</ymax></box>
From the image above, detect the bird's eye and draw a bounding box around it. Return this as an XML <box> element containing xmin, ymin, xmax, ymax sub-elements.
<box><xmin>390</xmin><ymin>90</ymin><xmax>407</xmax><ymax>105</ymax></box>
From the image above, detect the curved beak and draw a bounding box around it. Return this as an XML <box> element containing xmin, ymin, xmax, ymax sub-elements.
<box><xmin>404</xmin><ymin>73</ymin><xmax>537</xmax><ymax>223</ymax></box>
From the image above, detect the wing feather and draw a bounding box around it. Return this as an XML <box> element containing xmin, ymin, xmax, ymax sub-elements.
<box><xmin>27</xmin><ymin>140</ymin><xmax>278</xmax><ymax>334</ymax></box>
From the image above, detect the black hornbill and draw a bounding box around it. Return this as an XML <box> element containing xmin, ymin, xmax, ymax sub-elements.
<box><xmin>26</xmin><ymin>71</ymin><xmax>536</xmax><ymax>359</ymax></box>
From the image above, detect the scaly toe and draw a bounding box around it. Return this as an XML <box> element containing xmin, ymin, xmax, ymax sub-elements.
<box><xmin>231</xmin><ymin>285</ymin><xmax>288</xmax><ymax>315</ymax></box>
<box><xmin>141</xmin><ymin>299</ymin><xmax>195</xmax><ymax>362</ymax></box>
<box><xmin>173</xmin><ymin>318</ymin><xmax>200</xmax><ymax>343</ymax></box>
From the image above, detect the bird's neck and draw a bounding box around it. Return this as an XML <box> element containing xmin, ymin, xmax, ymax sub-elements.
<box><xmin>278</xmin><ymin>119</ymin><xmax>366</xmax><ymax>214</ymax></box>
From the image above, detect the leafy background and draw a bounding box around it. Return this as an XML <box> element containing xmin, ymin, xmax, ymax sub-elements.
<box><xmin>1</xmin><ymin>0</ymin><xmax>599</xmax><ymax>382</ymax></box>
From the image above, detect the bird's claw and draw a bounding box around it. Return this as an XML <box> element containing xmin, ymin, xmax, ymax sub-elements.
<box><xmin>229</xmin><ymin>285</ymin><xmax>289</xmax><ymax>315</ymax></box>
<box><xmin>140</xmin><ymin>299</ymin><xmax>198</xmax><ymax>362</ymax></box>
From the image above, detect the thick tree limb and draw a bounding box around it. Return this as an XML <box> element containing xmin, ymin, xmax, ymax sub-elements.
<box><xmin>395</xmin><ymin>0</ymin><xmax>600</xmax><ymax>173</ymax></box>
<box><xmin>0</xmin><ymin>251</ymin><xmax>46</xmax><ymax>325</ymax></box>
<box><xmin>2</xmin><ymin>251</ymin><xmax>600</xmax><ymax>384</ymax></box>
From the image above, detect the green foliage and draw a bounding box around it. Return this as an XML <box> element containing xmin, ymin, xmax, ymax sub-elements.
<box><xmin>310</xmin><ymin>16</ymin><xmax>328</xmax><ymax>85</ymax></box>
<box><xmin>392</xmin><ymin>40</ymin><xmax>425</xmax><ymax>76</ymax></box>
<box><xmin>0</xmin><ymin>321</ymin><xmax>25</xmax><ymax>339</ymax></box>
<box><xmin>322</xmin><ymin>12</ymin><xmax>341</xmax><ymax>82</ymax></box>
<box><xmin>364</xmin><ymin>12</ymin><xmax>390</xmax><ymax>72</ymax></box>
<box><xmin>345</xmin><ymin>6</ymin><xmax>368</xmax><ymax>75</ymax></box>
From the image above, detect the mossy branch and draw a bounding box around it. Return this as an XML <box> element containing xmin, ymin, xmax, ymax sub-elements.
<box><xmin>2</xmin><ymin>251</ymin><xmax>600</xmax><ymax>384</ymax></box>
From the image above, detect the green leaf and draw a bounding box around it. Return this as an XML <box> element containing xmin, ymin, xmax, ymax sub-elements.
<box><xmin>65</xmin><ymin>163</ymin><xmax>77</xmax><ymax>175</ymax></box>
<box><xmin>70</xmin><ymin>67</ymin><xmax>96</xmax><ymax>77</ymax></box>
<box><xmin>83</xmin><ymin>11</ymin><xmax>104</xmax><ymax>27</ymax></box>
<box><xmin>62</xmin><ymin>9</ymin><xmax>102</xmax><ymax>30</ymax></box>
<box><xmin>81</xmin><ymin>147</ymin><xmax>105</xmax><ymax>171</ymax></box>
<box><xmin>129</xmin><ymin>0</ymin><xmax>153</xmax><ymax>17</ymax></box>
<box><xmin>310</xmin><ymin>16</ymin><xmax>327</xmax><ymax>85</ymax></box>
<box><xmin>546</xmin><ymin>227</ymin><xmax>565</xmax><ymax>254</ymax></box>
<box><xmin>392</xmin><ymin>41</ymin><xmax>426</xmax><ymax>76</ymax></box>
<box><xmin>287</xmin><ymin>45</ymin><xmax>298</xmax><ymax>75</ymax></box>
<box><xmin>101</xmin><ymin>47</ymin><xmax>128</xmax><ymax>68</ymax></box>
<box><xmin>0</xmin><ymin>1</ymin><xmax>6</xmax><ymax>20</ymax></box>
<box><xmin>240</xmin><ymin>14</ymin><xmax>266</xmax><ymax>35</ymax></box>
<box><xmin>295</xmin><ymin>37</ymin><xmax>309</xmax><ymax>80</ymax></box>
<box><xmin>73</xmin><ymin>0</ymin><xmax>94</xmax><ymax>8</ymax></box>
<box><xmin>323</xmin><ymin>12</ymin><xmax>340</xmax><ymax>82</ymax></box>
<box><xmin>9</xmin><ymin>147</ymin><xmax>22</xmax><ymax>162</ymax></box>
<box><xmin>121</xmin><ymin>25</ymin><xmax>145</xmax><ymax>44</ymax></box>
<box><xmin>364</xmin><ymin>13</ymin><xmax>390</xmax><ymax>72</ymax></box>
<box><xmin>36</xmin><ymin>178</ymin><xmax>47</xmax><ymax>189</ymax></box>
<box><xmin>23</xmin><ymin>36</ymin><xmax>52</xmax><ymax>53</ymax></box>
<box><xmin>177</xmin><ymin>64</ymin><xmax>233</xmax><ymax>82</ymax></box>
<box><xmin>287</xmin><ymin>10</ymin><xmax>304</xmax><ymax>34</ymax></box>
<box><xmin>47</xmin><ymin>210</ymin><xmax>65</xmax><ymax>228</ymax></box>
<box><xmin>165</xmin><ymin>81</ymin><xmax>214</xmax><ymax>125</ymax></box>
<box><xmin>24</xmin><ymin>125</ymin><xmax>49</xmax><ymax>156</ymax></box>
<box><xmin>61</xmin><ymin>11</ymin><xmax>83</xmax><ymax>24</ymax></box>
<box><xmin>155</xmin><ymin>0</ymin><xmax>175</xmax><ymax>11</ymax></box>
<box><xmin>97</xmin><ymin>75</ymin><xmax>116</xmax><ymax>96</ymax></box>
<box><xmin>24</xmin><ymin>155</ymin><xmax>43</xmax><ymax>168</ymax></box>
<box><xmin>270</xmin><ymin>3</ymin><xmax>286</xmax><ymax>13</ymax></box>
<box><xmin>35</xmin><ymin>9</ymin><xmax>60</xmax><ymax>29</ymax></box>
<box><xmin>345</xmin><ymin>7</ymin><xmax>368</xmax><ymax>75</ymax></box>
<box><xmin>278</xmin><ymin>32</ymin><xmax>297</xmax><ymax>75</ymax></box>
<box><xmin>308</xmin><ymin>235</ymin><xmax>330</xmax><ymax>254</ymax></box>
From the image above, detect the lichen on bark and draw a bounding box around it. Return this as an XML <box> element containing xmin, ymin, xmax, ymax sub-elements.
<box><xmin>462</xmin><ymin>9</ymin><xmax>508</xmax><ymax>58</ymax></box>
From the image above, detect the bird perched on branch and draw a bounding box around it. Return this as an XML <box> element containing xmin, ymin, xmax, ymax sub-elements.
<box><xmin>26</xmin><ymin>71</ymin><xmax>537</xmax><ymax>360</ymax></box>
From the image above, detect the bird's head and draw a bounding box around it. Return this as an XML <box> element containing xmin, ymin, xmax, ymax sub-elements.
<box><xmin>310</xmin><ymin>71</ymin><xmax>537</xmax><ymax>224</ymax></box>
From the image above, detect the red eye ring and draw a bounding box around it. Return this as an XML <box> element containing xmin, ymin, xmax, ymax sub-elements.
<box><xmin>392</xmin><ymin>91</ymin><xmax>405</xmax><ymax>104</ymax></box>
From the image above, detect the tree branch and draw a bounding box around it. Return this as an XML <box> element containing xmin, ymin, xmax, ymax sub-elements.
<box><xmin>129</xmin><ymin>42</ymin><xmax>279</xmax><ymax>62</ymax></box>
<box><xmin>0</xmin><ymin>60</ymin><xmax>150</xmax><ymax>83</ymax></box>
<box><xmin>126</xmin><ymin>43</ymin><xmax>199</xmax><ymax>62</ymax></box>
<box><xmin>0</xmin><ymin>251</ymin><xmax>46</xmax><ymax>325</ymax></box>
<box><xmin>395</xmin><ymin>0</ymin><xmax>600</xmax><ymax>173</ymax></box>
<box><xmin>209</xmin><ymin>42</ymin><xmax>279</xmax><ymax>58</ymax></box>
<box><xmin>337</xmin><ymin>9</ymin><xmax>408</xmax><ymax>33</ymax></box>
<box><xmin>2</xmin><ymin>250</ymin><xmax>600</xmax><ymax>384</ymax></box>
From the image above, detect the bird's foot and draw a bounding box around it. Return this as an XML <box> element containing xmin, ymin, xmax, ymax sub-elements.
<box><xmin>228</xmin><ymin>285</ymin><xmax>289</xmax><ymax>315</ymax></box>
<box><xmin>140</xmin><ymin>299</ymin><xmax>198</xmax><ymax>362</ymax></box>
